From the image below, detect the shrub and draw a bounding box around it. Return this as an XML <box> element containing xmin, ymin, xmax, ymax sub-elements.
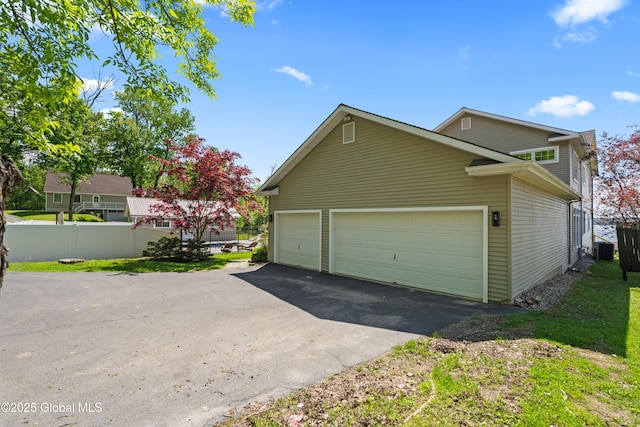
<box><xmin>251</xmin><ymin>231</ymin><xmax>268</xmax><ymax>263</ymax></box>
<box><xmin>251</xmin><ymin>245</ymin><xmax>267</xmax><ymax>263</ymax></box>
<box><xmin>143</xmin><ymin>237</ymin><xmax>209</xmax><ymax>262</ymax></box>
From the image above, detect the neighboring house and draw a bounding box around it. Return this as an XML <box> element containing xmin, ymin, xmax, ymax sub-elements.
<box><xmin>125</xmin><ymin>197</ymin><xmax>238</xmax><ymax>241</ymax></box>
<box><xmin>257</xmin><ymin>104</ymin><xmax>596</xmax><ymax>303</ymax></box>
<box><xmin>44</xmin><ymin>172</ymin><xmax>133</xmax><ymax>221</ymax></box>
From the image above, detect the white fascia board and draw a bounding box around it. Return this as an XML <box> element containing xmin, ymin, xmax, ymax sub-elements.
<box><xmin>258</xmin><ymin>106</ymin><xmax>348</xmax><ymax>191</ymax></box>
<box><xmin>466</xmin><ymin>161</ymin><xmax>581</xmax><ymax>200</ymax></box>
<box><xmin>255</xmin><ymin>187</ymin><xmax>279</xmax><ymax>196</ymax></box>
<box><xmin>259</xmin><ymin>105</ymin><xmax>518</xmax><ymax>191</ymax></box>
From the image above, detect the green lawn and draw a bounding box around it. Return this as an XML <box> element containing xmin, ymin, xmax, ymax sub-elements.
<box><xmin>7</xmin><ymin>209</ymin><xmax>103</xmax><ymax>222</ymax></box>
<box><xmin>8</xmin><ymin>252</ymin><xmax>252</xmax><ymax>273</ymax></box>
<box><xmin>217</xmin><ymin>260</ymin><xmax>640</xmax><ymax>427</ymax></box>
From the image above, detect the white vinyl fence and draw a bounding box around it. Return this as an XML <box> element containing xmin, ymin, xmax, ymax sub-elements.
<box><xmin>5</xmin><ymin>222</ymin><xmax>172</xmax><ymax>262</ymax></box>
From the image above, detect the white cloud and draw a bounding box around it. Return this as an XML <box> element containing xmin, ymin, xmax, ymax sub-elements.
<box><xmin>527</xmin><ymin>95</ymin><xmax>595</xmax><ymax>118</ymax></box>
<box><xmin>458</xmin><ymin>45</ymin><xmax>471</xmax><ymax>61</ymax></box>
<box><xmin>99</xmin><ymin>107</ymin><xmax>123</xmax><ymax>118</ymax></box>
<box><xmin>552</xmin><ymin>0</ymin><xmax>626</xmax><ymax>27</ymax></box>
<box><xmin>274</xmin><ymin>66</ymin><xmax>313</xmax><ymax>86</ymax></box>
<box><xmin>612</xmin><ymin>91</ymin><xmax>640</xmax><ymax>103</ymax></box>
<box><xmin>256</xmin><ymin>0</ymin><xmax>283</xmax><ymax>12</ymax></box>
<box><xmin>82</xmin><ymin>77</ymin><xmax>115</xmax><ymax>93</ymax></box>
<box><xmin>627</xmin><ymin>69</ymin><xmax>640</xmax><ymax>77</ymax></box>
<box><xmin>562</xmin><ymin>29</ymin><xmax>597</xmax><ymax>43</ymax></box>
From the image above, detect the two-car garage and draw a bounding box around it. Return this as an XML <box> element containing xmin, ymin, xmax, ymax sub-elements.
<box><xmin>274</xmin><ymin>208</ymin><xmax>488</xmax><ymax>302</ymax></box>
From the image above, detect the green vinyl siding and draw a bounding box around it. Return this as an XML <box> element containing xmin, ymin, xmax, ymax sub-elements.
<box><xmin>510</xmin><ymin>177</ymin><xmax>569</xmax><ymax>297</ymax></box>
<box><xmin>269</xmin><ymin>117</ymin><xmax>511</xmax><ymax>302</ymax></box>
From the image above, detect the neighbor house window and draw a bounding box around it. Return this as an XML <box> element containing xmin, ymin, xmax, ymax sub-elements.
<box><xmin>92</xmin><ymin>195</ymin><xmax>100</xmax><ymax>203</ymax></box>
<box><xmin>53</xmin><ymin>193</ymin><xmax>62</xmax><ymax>203</ymax></box>
<box><xmin>73</xmin><ymin>194</ymin><xmax>81</xmax><ymax>203</ymax></box>
<box><xmin>510</xmin><ymin>146</ymin><xmax>559</xmax><ymax>164</ymax></box>
<box><xmin>154</xmin><ymin>219</ymin><xmax>171</xmax><ymax>228</ymax></box>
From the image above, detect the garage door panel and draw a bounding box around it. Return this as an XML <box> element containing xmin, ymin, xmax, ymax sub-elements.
<box><xmin>276</xmin><ymin>212</ymin><xmax>320</xmax><ymax>271</ymax></box>
<box><xmin>332</xmin><ymin>210</ymin><xmax>485</xmax><ymax>301</ymax></box>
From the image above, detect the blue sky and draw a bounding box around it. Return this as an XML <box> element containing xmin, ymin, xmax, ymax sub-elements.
<box><xmin>83</xmin><ymin>0</ymin><xmax>640</xmax><ymax>182</ymax></box>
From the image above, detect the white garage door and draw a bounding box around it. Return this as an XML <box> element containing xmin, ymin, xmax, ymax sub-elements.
<box><xmin>275</xmin><ymin>211</ymin><xmax>321</xmax><ymax>271</ymax></box>
<box><xmin>331</xmin><ymin>209</ymin><xmax>486</xmax><ymax>301</ymax></box>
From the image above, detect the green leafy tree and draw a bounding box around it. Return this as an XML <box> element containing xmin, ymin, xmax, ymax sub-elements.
<box><xmin>1</xmin><ymin>0</ymin><xmax>254</xmax><ymax>143</ymax></box>
<box><xmin>46</xmin><ymin>99</ymin><xmax>105</xmax><ymax>220</ymax></box>
<box><xmin>5</xmin><ymin>164</ymin><xmax>46</xmax><ymax>211</ymax></box>
<box><xmin>134</xmin><ymin>137</ymin><xmax>262</xmax><ymax>243</ymax></box>
<box><xmin>100</xmin><ymin>111</ymin><xmax>147</xmax><ymax>188</ymax></box>
<box><xmin>0</xmin><ymin>0</ymin><xmax>255</xmax><ymax>291</ymax></box>
<box><xmin>102</xmin><ymin>89</ymin><xmax>196</xmax><ymax>188</ymax></box>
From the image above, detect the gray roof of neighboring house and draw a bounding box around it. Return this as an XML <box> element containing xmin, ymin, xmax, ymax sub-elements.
<box><xmin>44</xmin><ymin>172</ymin><xmax>133</xmax><ymax>196</ymax></box>
<box><xmin>125</xmin><ymin>197</ymin><xmax>240</xmax><ymax>219</ymax></box>
<box><xmin>125</xmin><ymin>197</ymin><xmax>173</xmax><ymax>218</ymax></box>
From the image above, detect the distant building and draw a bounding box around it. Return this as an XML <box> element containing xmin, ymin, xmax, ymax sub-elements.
<box><xmin>44</xmin><ymin>172</ymin><xmax>133</xmax><ymax>221</ymax></box>
<box><xmin>125</xmin><ymin>197</ymin><xmax>238</xmax><ymax>241</ymax></box>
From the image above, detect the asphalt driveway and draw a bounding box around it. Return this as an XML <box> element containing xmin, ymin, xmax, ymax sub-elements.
<box><xmin>0</xmin><ymin>264</ymin><xmax>520</xmax><ymax>426</ymax></box>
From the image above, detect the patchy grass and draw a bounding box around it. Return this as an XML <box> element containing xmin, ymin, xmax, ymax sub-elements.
<box><xmin>215</xmin><ymin>261</ymin><xmax>640</xmax><ymax>426</ymax></box>
<box><xmin>7</xmin><ymin>252</ymin><xmax>252</xmax><ymax>273</ymax></box>
<box><xmin>7</xmin><ymin>209</ymin><xmax>103</xmax><ymax>222</ymax></box>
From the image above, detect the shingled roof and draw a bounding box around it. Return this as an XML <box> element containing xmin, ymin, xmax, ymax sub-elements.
<box><xmin>44</xmin><ymin>172</ymin><xmax>133</xmax><ymax>196</ymax></box>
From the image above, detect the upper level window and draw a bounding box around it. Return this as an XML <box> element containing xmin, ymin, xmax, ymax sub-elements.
<box><xmin>572</xmin><ymin>150</ymin><xmax>580</xmax><ymax>183</ymax></box>
<box><xmin>53</xmin><ymin>193</ymin><xmax>62</xmax><ymax>203</ymax></box>
<box><xmin>510</xmin><ymin>146</ymin><xmax>559</xmax><ymax>164</ymax></box>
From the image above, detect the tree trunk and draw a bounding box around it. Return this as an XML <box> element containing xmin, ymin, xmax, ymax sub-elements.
<box><xmin>68</xmin><ymin>181</ymin><xmax>76</xmax><ymax>221</ymax></box>
<box><xmin>0</xmin><ymin>155</ymin><xmax>24</xmax><ymax>294</ymax></box>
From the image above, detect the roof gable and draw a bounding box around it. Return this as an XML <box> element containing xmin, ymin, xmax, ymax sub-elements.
<box><xmin>259</xmin><ymin>104</ymin><xmax>519</xmax><ymax>192</ymax></box>
<box><xmin>433</xmin><ymin>107</ymin><xmax>580</xmax><ymax>138</ymax></box>
<box><xmin>434</xmin><ymin>107</ymin><xmax>597</xmax><ymax>173</ymax></box>
<box><xmin>44</xmin><ymin>172</ymin><xmax>133</xmax><ymax>196</ymax></box>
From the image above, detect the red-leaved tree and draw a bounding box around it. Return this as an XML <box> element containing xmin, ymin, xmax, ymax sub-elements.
<box><xmin>596</xmin><ymin>128</ymin><xmax>640</xmax><ymax>223</ymax></box>
<box><xmin>134</xmin><ymin>137</ymin><xmax>262</xmax><ymax>241</ymax></box>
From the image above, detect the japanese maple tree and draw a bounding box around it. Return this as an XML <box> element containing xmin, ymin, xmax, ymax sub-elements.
<box><xmin>596</xmin><ymin>128</ymin><xmax>640</xmax><ymax>223</ymax></box>
<box><xmin>134</xmin><ymin>137</ymin><xmax>261</xmax><ymax>242</ymax></box>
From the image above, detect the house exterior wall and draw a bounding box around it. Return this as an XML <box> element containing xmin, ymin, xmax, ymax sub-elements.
<box><xmin>45</xmin><ymin>193</ymin><xmax>128</xmax><ymax>215</ymax></box>
<box><xmin>268</xmin><ymin>117</ymin><xmax>512</xmax><ymax>302</ymax></box>
<box><xmin>510</xmin><ymin>178</ymin><xmax>569</xmax><ymax>297</ymax></box>
<box><xmin>439</xmin><ymin>112</ymin><xmax>593</xmax><ymax>269</ymax></box>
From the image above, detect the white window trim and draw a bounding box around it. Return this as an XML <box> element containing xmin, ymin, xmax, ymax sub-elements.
<box><xmin>571</xmin><ymin>150</ymin><xmax>580</xmax><ymax>184</ymax></box>
<box><xmin>92</xmin><ymin>195</ymin><xmax>101</xmax><ymax>203</ymax></box>
<box><xmin>154</xmin><ymin>219</ymin><xmax>172</xmax><ymax>229</ymax></box>
<box><xmin>342</xmin><ymin>122</ymin><xmax>355</xmax><ymax>144</ymax></box>
<box><xmin>53</xmin><ymin>193</ymin><xmax>62</xmax><ymax>203</ymax></box>
<box><xmin>510</xmin><ymin>146</ymin><xmax>559</xmax><ymax>164</ymax></box>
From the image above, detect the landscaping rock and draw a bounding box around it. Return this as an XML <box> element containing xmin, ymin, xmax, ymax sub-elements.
<box><xmin>58</xmin><ymin>258</ymin><xmax>85</xmax><ymax>264</ymax></box>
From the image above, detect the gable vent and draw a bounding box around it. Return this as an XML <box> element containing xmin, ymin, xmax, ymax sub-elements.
<box><xmin>343</xmin><ymin>122</ymin><xmax>355</xmax><ymax>144</ymax></box>
<box><xmin>461</xmin><ymin>117</ymin><xmax>471</xmax><ymax>130</ymax></box>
